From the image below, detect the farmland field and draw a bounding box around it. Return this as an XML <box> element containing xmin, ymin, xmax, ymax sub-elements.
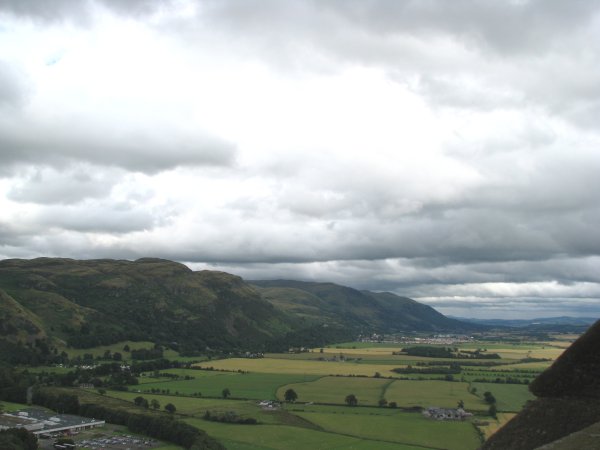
<box><xmin>57</xmin><ymin>333</ymin><xmax>576</xmax><ymax>450</ymax></box>
<box><xmin>470</xmin><ymin>382</ymin><xmax>534</xmax><ymax>412</ymax></box>
<box><xmin>195</xmin><ymin>357</ymin><xmax>400</xmax><ymax>377</ymax></box>
<box><xmin>295</xmin><ymin>409</ymin><xmax>481</xmax><ymax>450</ymax></box>
<box><xmin>185</xmin><ymin>418</ymin><xmax>439</xmax><ymax>450</ymax></box>
<box><xmin>137</xmin><ymin>371</ymin><xmax>320</xmax><ymax>400</ymax></box>
<box><xmin>103</xmin><ymin>390</ymin><xmax>276</xmax><ymax>422</ymax></box>
<box><xmin>384</xmin><ymin>380</ymin><xmax>487</xmax><ymax>411</ymax></box>
<box><xmin>276</xmin><ymin>376</ymin><xmax>391</xmax><ymax>405</ymax></box>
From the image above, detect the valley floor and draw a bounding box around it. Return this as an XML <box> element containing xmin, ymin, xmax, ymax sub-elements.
<box><xmin>16</xmin><ymin>335</ymin><xmax>574</xmax><ymax>450</ymax></box>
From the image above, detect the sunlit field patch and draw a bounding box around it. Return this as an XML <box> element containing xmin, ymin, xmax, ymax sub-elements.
<box><xmin>195</xmin><ymin>357</ymin><xmax>399</xmax><ymax>377</ymax></box>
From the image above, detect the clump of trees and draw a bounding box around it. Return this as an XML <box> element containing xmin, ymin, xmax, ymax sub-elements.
<box><xmin>131</xmin><ymin>347</ymin><xmax>164</xmax><ymax>360</ymax></box>
<box><xmin>483</xmin><ymin>391</ymin><xmax>498</xmax><ymax>418</ymax></box>
<box><xmin>0</xmin><ymin>428</ymin><xmax>37</xmax><ymax>450</ymax></box>
<box><xmin>134</xmin><ymin>396</ymin><xmax>149</xmax><ymax>409</ymax></box>
<box><xmin>165</xmin><ymin>403</ymin><xmax>176</xmax><ymax>414</ymax></box>
<box><xmin>483</xmin><ymin>391</ymin><xmax>496</xmax><ymax>404</ymax></box>
<box><xmin>203</xmin><ymin>411</ymin><xmax>257</xmax><ymax>425</ymax></box>
<box><xmin>345</xmin><ymin>394</ymin><xmax>358</xmax><ymax>406</ymax></box>
<box><xmin>284</xmin><ymin>389</ymin><xmax>298</xmax><ymax>403</ymax></box>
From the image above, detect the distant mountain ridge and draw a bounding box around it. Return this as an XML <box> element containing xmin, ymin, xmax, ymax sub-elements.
<box><xmin>450</xmin><ymin>316</ymin><xmax>597</xmax><ymax>327</ymax></box>
<box><xmin>0</xmin><ymin>257</ymin><xmax>478</xmax><ymax>361</ymax></box>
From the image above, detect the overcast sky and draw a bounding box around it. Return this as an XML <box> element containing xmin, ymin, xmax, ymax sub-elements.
<box><xmin>1</xmin><ymin>0</ymin><xmax>599</xmax><ymax>319</ymax></box>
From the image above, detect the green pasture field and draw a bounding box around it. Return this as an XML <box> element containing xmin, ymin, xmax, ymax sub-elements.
<box><xmin>470</xmin><ymin>382</ymin><xmax>535</xmax><ymax>412</ymax></box>
<box><xmin>384</xmin><ymin>380</ymin><xmax>487</xmax><ymax>411</ymax></box>
<box><xmin>105</xmin><ymin>390</ymin><xmax>258</xmax><ymax>416</ymax></box>
<box><xmin>0</xmin><ymin>400</ymin><xmax>28</xmax><ymax>412</ymax></box>
<box><xmin>195</xmin><ymin>357</ymin><xmax>400</xmax><ymax>377</ymax></box>
<box><xmin>105</xmin><ymin>388</ymin><xmax>439</xmax><ymax>449</ymax></box>
<box><xmin>103</xmin><ymin>390</ymin><xmax>289</xmax><ymax>425</ymax></box>
<box><xmin>276</xmin><ymin>376</ymin><xmax>391</xmax><ymax>406</ymax></box>
<box><xmin>184</xmin><ymin>418</ymin><xmax>430</xmax><ymax>450</ymax></box>
<box><xmin>295</xmin><ymin>409</ymin><xmax>481</xmax><ymax>450</ymax></box>
<box><xmin>137</xmin><ymin>371</ymin><xmax>321</xmax><ymax>400</ymax></box>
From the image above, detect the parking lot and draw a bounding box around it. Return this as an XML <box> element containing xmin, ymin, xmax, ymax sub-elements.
<box><xmin>76</xmin><ymin>434</ymin><xmax>157</xmax><ymax>449</ymax></box>
<box><xmin>38</xmin><ymin>424</ymin><xmax>168</xmax><ymax>450</ymax></box>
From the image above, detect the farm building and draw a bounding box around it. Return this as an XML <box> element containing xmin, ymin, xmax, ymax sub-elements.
<box><xmin>0</xmin><ymin>409</ymin><xmax>105</xmax><ymax>435</ymax></box>
<box><xmin>423</xmin><ymin>407</ymin><xmax>473</xmax><ymax>421</ymax></box>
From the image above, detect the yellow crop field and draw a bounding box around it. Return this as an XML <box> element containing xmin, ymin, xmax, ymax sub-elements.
<box><xmin>315</xmin><ymin>347</ymin><xmax>402</xmax><ymax>355</ymax></box>
<box><xmin>498</xmin><ymin>361</ymin><xmax>555</xmax><ymax>370</ymax></box>
<box><xmin>477</xmin><ymin>413</ymin><xmax>517</xmax><ymax>440</ymax></box>
<box><xmin>492</xmin><ymin>347</ymin><xmax>564</xmax><ymax>360</ymax></box>
<box><xmin>195</xmin><ymin>358</ymin><xmax>400</xmax><ymax>377</ymax></box>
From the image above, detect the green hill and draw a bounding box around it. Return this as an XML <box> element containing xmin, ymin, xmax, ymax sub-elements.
<box><xmin>0</xmin><ymin>258</ymin><xmax>477</xmax><ymax>362</ymax></box>
<box><xmin>0</xmin><ymin>258</ymin><xmax>296</xmax><ymax>355</ymax></box>
<box><xmin>252</xmin><ymin>279</ymin><xmax>475</xmax><ymax>332</ymax></box>
<box><xmin>482</xmin><ymin>320</ymin><xmax>600</xmax><ymax>450</ymax></box>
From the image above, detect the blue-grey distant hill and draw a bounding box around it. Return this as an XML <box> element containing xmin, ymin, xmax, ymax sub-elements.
<box><xmin>450</xmin><ymin>316</ymin><xmax>596</xmax><ymax>328</ymax></box>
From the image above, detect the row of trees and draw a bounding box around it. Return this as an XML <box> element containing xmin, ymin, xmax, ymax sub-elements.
<box><xmin>133</xmin><ymin>396</ymin><xmax>176</xmax><ymax>413</ymax></box>
<box><xmin>282</xmin><ymin>389</ymin><xmax>401</xmax><ymax>408</ymax></box>
<box><xmin>483</xmin><ymin>391</ymin><xmax>498</xmax><ymax>418</ymax></box>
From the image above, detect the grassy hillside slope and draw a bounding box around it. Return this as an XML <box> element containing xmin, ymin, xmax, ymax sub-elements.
<box><xmin>252</xmin><ymin>279</ymin><xmax>476</xmax><ymax>332</ymax></box>
<box><xmin>0</xmin><ymin>258</ymin><xmax>296</xmax><ymax>353</ymax></box>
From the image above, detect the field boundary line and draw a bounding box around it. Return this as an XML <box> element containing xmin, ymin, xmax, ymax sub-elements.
<box><xmin>380</xmin><ymin>378</ymin><xmax>395</xmax><ymax>401</ymax></box>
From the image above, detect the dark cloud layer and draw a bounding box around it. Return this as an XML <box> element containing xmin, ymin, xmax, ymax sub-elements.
<box><xmin>0</xmin><ymin>0</ymin><xmax>173</xmax><ymax>22</ymax></box>
<box><xmin>0</xmin><ymin>121</ymin><xmax>236</xmax><ymax>174</ymax></box>
<box><xmin>0</xmin><ymin>0</ymin><xmax>599</xmax><ymax>319</ymax></box>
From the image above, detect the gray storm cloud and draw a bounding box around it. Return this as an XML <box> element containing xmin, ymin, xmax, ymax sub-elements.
<box><xmin>0</xmin><ymin>120</ymin><xmax>236</xmax><ymax>173</ymax></box>
<box><xmin>0</xmin><ymin>0</ymin><xmax>599</xmax><ymax>319</ymax></box>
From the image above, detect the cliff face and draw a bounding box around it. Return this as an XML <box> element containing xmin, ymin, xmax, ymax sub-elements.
<box><xmin>482</xmin><ymin>320</ymin><xmax>600</xmax><ymax>450</ymax></box>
